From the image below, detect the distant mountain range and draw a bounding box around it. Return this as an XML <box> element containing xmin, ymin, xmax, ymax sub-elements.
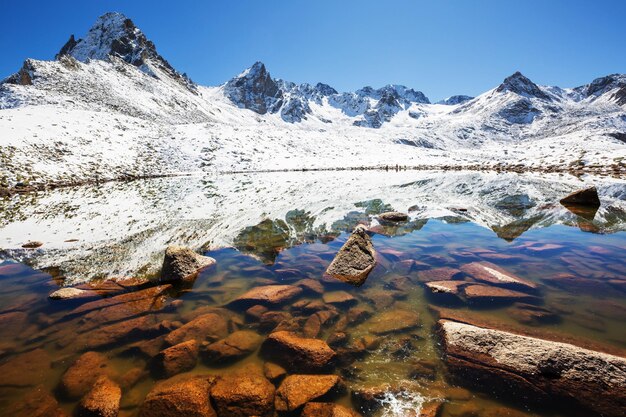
<box><xmin>1</xmin><ymin>12</ymin><xmax>624</xmax><ymax>187</ymax></box>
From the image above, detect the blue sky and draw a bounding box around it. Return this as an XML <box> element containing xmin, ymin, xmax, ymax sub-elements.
<box><xmin>1</xmin><ymin>0</ymin><xmax>624</xmax><ymax>101</ymax></box>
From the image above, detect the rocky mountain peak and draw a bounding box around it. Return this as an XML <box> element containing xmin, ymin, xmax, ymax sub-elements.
<box><xmin>496</xmin><ymin>71</ymin><xmax>551</xmax><ymax>100</ymax></box>
<box><xmin>579</xmin><ymin>74</ymin><xmax>626</xmax><ymax>105</ymax></box>
<box><xmin>438</xmin><ymin>95</ymin><xmax>474</xmax><ymax>105</ymax></box>
<box><xmin>55</xmin><ymin>12</ymin><xmax>195</xmax><ymax>91</ymax></box>
<box><xmin>224</xmin><ymin>61</ymin><xmax>283</xmax><ymax>115</ymax></box>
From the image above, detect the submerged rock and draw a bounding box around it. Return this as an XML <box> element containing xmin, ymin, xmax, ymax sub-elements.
<box><xmin>275</xmin><ymin>374</ymin><xmax>344</xmax><ymax>412</ymax></box>
<box><xmin>139</xmin><ymin>375</ymin><xmax>217</xmax><ymax>417</ymax></box>
<box><xmin>153</xmin><ymin>340</ymin><xmax>199</xmax><ymax>378</ymax></box>
<box><xmin>0</xmin><ymin>348</ymin><xmax>51</xmax><ymax>388</ymax></box>
<box><xmin>438</xmin><ymin>319</ymin><xmax>626</xmax><ymax>417</ymax></box>
<box><xmin>164</xmin><ymin>313</ymin><xmax>229</xmax><ymax>346</ymax></box>
<box><xmin>325</xmin><ymin>225</ymin><xmax>376</xmax><ymax>286</ymax></box>
<box><xmin>161</xmin><ymin>245</ymin><xmax>216</xmax><ymax>282</ymax></box>
<box><xmin>3</xmin><ymin>385</ymin><xmax>66</xmax><ymax>417</ymax></box>
<box><xmin>560</xmin><ymin>186</ymin><xmax>601</xmax><ymax>207</ymax></box>
<box><xmin>211</xmin><ymin>372</ymin><xmax>275</xmax><ymax>417</ymax></box>
<box><xmin>229</xmin><ymin>285</ymin><xmax>303</xmax><ymax>307</ymax></box>
<box><xmin>261</xmin><ymin>331</ymin><xmax>336</xmax><ymax>372</ymax></box>
<box><xmin>202</xmin><ymin>330</ymin><xmax>263</xmax><ymax>363</ymax></box>
<box><xmin>368</xmin><ymin>309</ymin><xmax>420</xmax><ymax>335</ymax></box>
<box><xmin>463</xmin><ymin>284</ymin><xmax>539</xmax><ymax>304</ymax></box>
<box><xmin>460</xmin><ymin>262</ymin><xmax>538</xmax><ymax>292</ymax></box>
<box><xmin>49</xmin><ymin>287</ymin><xmax>96</xmax><ymax>300</ymax></box>
<box><xmin>301</xmin><ymin>402</ymin><xmax>362</xmax><ymax>417</ymax></box>
<box><xmin>76</xmin><ymin>376</ymin><xmax>121</xmax><ymax>417</ymax></box>
<box><xmin>60</xmin><ymin>351</ymin><xmax>111</xmax><ymax>399</ymax></box>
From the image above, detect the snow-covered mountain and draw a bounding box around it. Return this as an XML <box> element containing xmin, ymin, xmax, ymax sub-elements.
<box><xmin>0</xmin><ymin>12</ymin><xmax>625</xmax><ymax>188</ymax></box>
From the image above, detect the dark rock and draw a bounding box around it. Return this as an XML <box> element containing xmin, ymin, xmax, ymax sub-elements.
<box><xmin>202</xmin><ymin>330</ymin><xmax>262</xmax><ymax>363</ymax></box>
<box><xmin>245</xmin><ymin>305</ymin><xmax>269</xmax><ymax>322</ymax></box>
<box><xmin>153</xmin><ymin>340</ymin><xmax>199</xmax><ymax>378</ymax></box>
<box><xmin>76</xmin><ymin>376</ymin><xmax>121</xmax><ymax>417</ymax></box>
<box><xmin>378</xmin><ymin>211</ymin><xmax>409</xmax><ymax>223</ymax></box>
<box><xmin>325</xmin><ymin>225</ymin><xmax>376</xmax><ymax>286</ymax></box>
<box><xmin>161</xmin><ymin>246</ymin><xmax>216</xmax><ymax>282</ymax></box>
<box><xmin>438</xmin><ymin>319</ymin><xmax>626</xmax><ymax>417</ymax></box>
<box><xmin>139</xmin><ymin>375</ymin><xmax>217</xmax><ymax>417</ymax></box>
<box><xmin>21</xmin><ymin>240</ymin><xmax>43</xmax><ymax>248</ymax></box>
<box><xmin>261</xmin><ymin>331</ymin><xmax>336</xmax><ymax>372</ymax></box>
<box><xmin>275</xmin><ymin>374</ymin><xmax>344</xmax><ymax>412</ymax></box>
<box><xmin>560</xmin><ymin>186</ymin><xmax>601</xmax><ymax>207</ymax></box>
<box><xmin>210</xmin><ymin>372</ymin><xmax>275</xmax><ymax>417</ymax></box>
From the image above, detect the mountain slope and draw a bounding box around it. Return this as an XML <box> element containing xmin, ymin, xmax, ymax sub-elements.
<box><xmin>0</xmin><ymin>12</ymin><xmax>625</xmax><ymax>189</ymax></box>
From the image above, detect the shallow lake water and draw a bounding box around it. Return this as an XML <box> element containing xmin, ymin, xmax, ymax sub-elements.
<box><xmin>0</xmin><ymin>170</ymin><xmax>625</xmax><ymax>417</ymax></box>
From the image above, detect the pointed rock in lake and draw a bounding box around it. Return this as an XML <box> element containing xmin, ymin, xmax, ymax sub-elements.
<box><xmin>559</xmin><ymin>186</ymin><xmax>601</xmax><ymax>207</ymax></box>
<box><xmin>325</xmin><ymin>225</ymin><xmax>376</xmax><ymax>286</ymax></box>
<box><xmin>161</xmin><ymin>245</ymin><xmax>216</xmax><ymax>282</ymax></box>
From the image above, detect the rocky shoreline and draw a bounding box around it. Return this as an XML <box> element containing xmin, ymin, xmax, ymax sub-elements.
<box><xmin>1</xmin><ymin>163</ymin><xmax>624</xmax><ymax>198</ymax></box>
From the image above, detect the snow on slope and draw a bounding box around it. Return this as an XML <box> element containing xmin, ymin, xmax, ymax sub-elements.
<box><xmin>0</xmin><ymin>12</ymin><xmax>625</xmax><ymax>188</ymax></box>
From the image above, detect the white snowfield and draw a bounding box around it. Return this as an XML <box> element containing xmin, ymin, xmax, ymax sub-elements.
<box><xmin>0</xmin><ymin>12</ymin><xmax>625</xmax><ymax>188</ymax></box>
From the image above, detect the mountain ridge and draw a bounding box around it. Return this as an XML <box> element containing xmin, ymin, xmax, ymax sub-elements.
<box><xmin>0</xmin><ymin>12</ymin><xmax>624</xmax><ymax>188</ymax></box>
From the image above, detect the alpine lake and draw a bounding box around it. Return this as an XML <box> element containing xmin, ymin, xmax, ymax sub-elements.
<box><xmin>0</xmin><ymin>170</ymin><xmax>624</xmax><ymax>417</ymax></box>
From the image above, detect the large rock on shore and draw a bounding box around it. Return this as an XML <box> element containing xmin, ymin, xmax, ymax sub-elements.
<box><xmin>325</xmin><ymin>225</ymin><xmax>376</xmax><ymax>286</ymax></box>
<box><xmin>210</xmin><ymin>373</ymin><xmax>275</xmax><ymax>417</ymax></box>
<box><xmin>438</xmin><ymin>319</ymin><xmax>626</xmax><ymax>417</ymax></box>
<box><xmin>161</xmin><ymin>246</ymin><xmax>216</xmax><ymax>282</ymax></box>
<box><xmin>261</xmin><ymin>331</ymin><xmax>336</xmax><ymax>372</ymax></box>
<box><xmin>275</xmin><ymin>374</ymin><xmax>344</xmax><ymax>412</ymax></box>
<box><xmin>459</xmin><ymin>262</ymin><xmax>537</xmax><ymax>292</ymax></box>
<box><xmin>378</xmin><ymin>212</ymin><xmax>409</xmax><ymax>223</ymax></box>
<box><xmin>76</xmin><ymin>376</ymin><xmax>121</xmax><ymax>417</ymax></box>
<box><xmin>139</xmin><ymin>375</ymin><xmax>217</xmax><ymax>417</ymax></box>
<box><xmin>559</xmin><ymin>186</ymin><xmax>601</xmax><ymax>207</ymax></box>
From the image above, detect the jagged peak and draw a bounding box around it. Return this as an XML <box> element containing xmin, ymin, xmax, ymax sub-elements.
<box><xmin>438</xmin><ymin>95</ymin><xmax>474</xmax><ymax>105</ymax></box>
<box><xmin>496</xmin><ymin>71</ymin><xmax>551</xmax><ymax>100</ymax></box>
<box><xmin>580</xmin><ymin>73</ymin><xmax>626</xmax><ymax>98</ymax></box>
<box><xmin>52</xmin><ymin>12</ymin><xmax>195</xmax><ymax>92</ymax></box>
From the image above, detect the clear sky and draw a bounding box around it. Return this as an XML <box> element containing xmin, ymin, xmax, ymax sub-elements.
<box><xmin>1</xmin><ymin>0</ymin><xmax>624</xmax><ymax>101</ymax></box>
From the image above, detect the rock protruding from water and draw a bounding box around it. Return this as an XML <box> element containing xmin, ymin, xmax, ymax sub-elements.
<box><xmin>378</xmin><ymin>212</ymin><xmax>409</xmax><ymax>223</ymax></box>
<box><xmin>161</xmin><ymin>246</ymin><xmax>216</xmax><ymax>282</ymax></box>
<box><xmin>275</xmin><ymin>374</ymin><xmax>344</xmax><ymax>412</ymax></box>
<box><xmin>438</xmin><ymin>319</ymin><xmax>626</xmax><ymax>417</ymax></box>
<box><xmin>325</xmin><ymin>225</ymin><xmax>376</xmax><ymax>286</ymax></box>
<box><xmin>261</xmin><ymin>331</ymin><xmax>336</xmax><ymax>372</ymax></box>
<box><xmin>559</xmin><ymin>186</ymin><xmax>601</xmax><ymax>207</ymax></box>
